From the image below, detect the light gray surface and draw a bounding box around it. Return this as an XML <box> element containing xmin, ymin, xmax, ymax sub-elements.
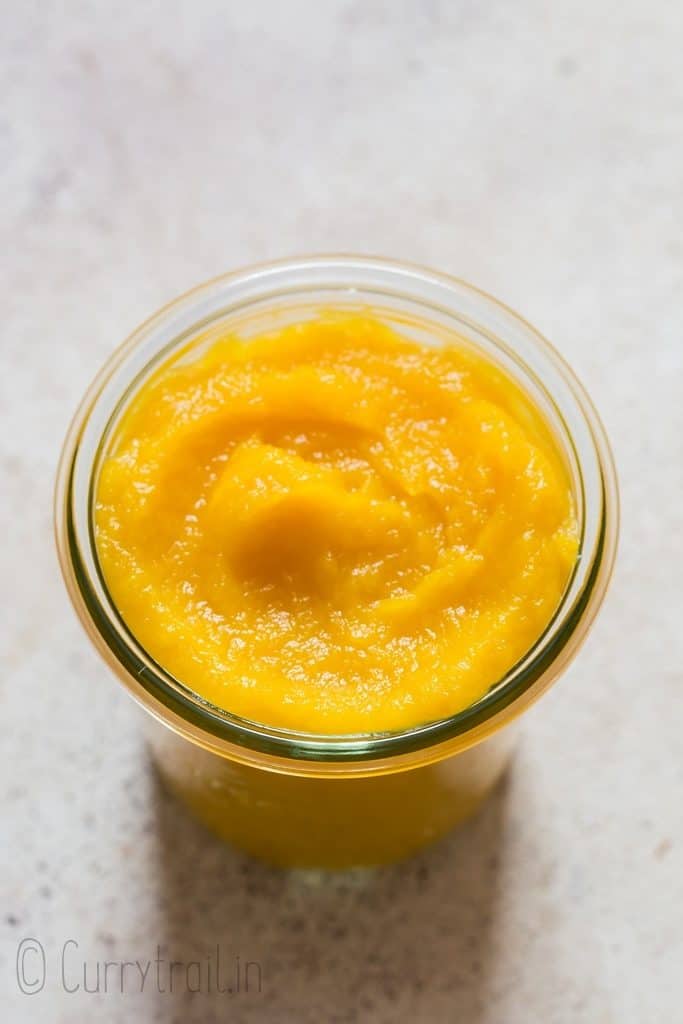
<box><xmin>1</xmin><ymin>1</ymin><xmax>681</xmax><ymax>1021</ymax></box>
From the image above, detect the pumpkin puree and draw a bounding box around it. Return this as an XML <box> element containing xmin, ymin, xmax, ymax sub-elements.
<box><xmin>95</xmin><ymin>315</ymin><xmax>578</xmax><ymax>733</ymax></box>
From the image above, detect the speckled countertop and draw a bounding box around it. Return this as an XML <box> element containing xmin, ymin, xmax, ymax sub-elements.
<box><xmin>1</xmin><ymin>2</ymin><xmax>682</xmax><ymax>1021</ymax></box>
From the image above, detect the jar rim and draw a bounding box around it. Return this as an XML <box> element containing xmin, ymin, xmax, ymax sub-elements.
<box><xmin>54</xmin><ymin>254</ymin><xmax>619</xmax><ymax>774</ymax></box>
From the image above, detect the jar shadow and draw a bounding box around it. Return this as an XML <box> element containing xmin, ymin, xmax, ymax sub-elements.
<box><xmin>148</xmin><ymin>759</ymin><xmax>511</xmax><ymax>1023</ymax></box>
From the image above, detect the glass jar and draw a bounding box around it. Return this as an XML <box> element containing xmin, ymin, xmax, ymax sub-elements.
<box><xmin>55</xmin><ymin>256</ymin><xmax>619</xmax><ymax>868</ymax></box>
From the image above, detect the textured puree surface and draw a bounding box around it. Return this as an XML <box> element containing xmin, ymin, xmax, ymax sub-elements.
<box><xmin>95</xmin><ymin>315</ymin><xmax>578</xmax><ymax>733</ymax></box>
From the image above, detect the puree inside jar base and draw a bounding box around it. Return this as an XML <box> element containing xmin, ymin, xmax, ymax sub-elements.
<box><xmin>147</xmin><ymin>719</ymin><xmax>517</xmax><ymax>869</ymax></box>
<box><xmin>96</xmin><ymin>314</ymin><xmax>578</xmax><ymax>735</ymax></box>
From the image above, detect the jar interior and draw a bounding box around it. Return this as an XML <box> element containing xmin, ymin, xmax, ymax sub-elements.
<box><xmin>61</xmin><ymin>259</ymin><xmax>611</xmax><ymax>765</ymax></box>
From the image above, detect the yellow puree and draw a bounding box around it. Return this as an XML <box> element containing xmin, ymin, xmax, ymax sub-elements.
<box><xmin>96</xmin><ymin>315</ymin><xmax>578</xmax><ymax>734</ymax></box>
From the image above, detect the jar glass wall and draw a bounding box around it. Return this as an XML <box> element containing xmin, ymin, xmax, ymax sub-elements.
<box><xmin>55</xmin><ymin>256</ymin><xmax>618</xmax><ymax>867</ymax></box>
